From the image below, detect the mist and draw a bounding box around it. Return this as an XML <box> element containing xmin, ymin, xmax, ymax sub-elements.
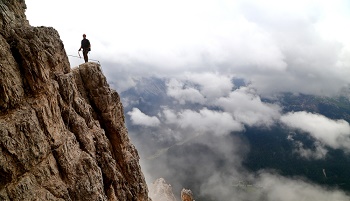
<box><xmin>125</xmin><ymin>74</ymin><xmax>350</xmax><ymax>200</ymax></box>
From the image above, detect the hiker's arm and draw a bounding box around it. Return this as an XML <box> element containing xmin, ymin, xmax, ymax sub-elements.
<box><xmin>79</xmin><ymin>41</ymin><xmax>83</xmax><ymax>51</ymax></box>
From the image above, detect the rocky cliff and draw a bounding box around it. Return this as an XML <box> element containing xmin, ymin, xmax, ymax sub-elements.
<box><xmin>149</xmin><ymin>178</ymin><xmax>194</xmax><ymax>201</ymax></box>
<box><xmin>0</xmin><ymin>0</ymin><xmax>149</xmax><ymax>200</ymax></box>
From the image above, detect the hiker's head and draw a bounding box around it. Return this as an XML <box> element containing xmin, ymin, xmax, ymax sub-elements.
<box><xmin>83</xmin><ymin>34</ymin><xmax>86</xmax><ymax>38</ymax></box>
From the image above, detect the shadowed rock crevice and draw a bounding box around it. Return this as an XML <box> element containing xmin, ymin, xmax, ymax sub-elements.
<box><xmin>8</xmin><ymin>36</ymin><xmax>30</xmax><ymax>94</ymax></box>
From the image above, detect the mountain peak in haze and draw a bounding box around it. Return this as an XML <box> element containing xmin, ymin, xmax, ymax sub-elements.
<box><xmin>149</xmin><ymin>178</ymin><xmax>177</xmax><ymax>201</ymax></box>
<box><xmin>149</xmin><ymin>178</ymin><xmax>195</xmax><ymax>201</ymax></box>
<box><xmin>0</xmin><ymin>1</ymin><xmax>149</xmax><ymax>200</ymax></box>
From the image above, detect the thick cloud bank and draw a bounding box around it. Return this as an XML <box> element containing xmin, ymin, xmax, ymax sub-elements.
<box><xmin>257</xmin><ymin>173</ymin><xmax>350</xmax><ymax>201</ymax></box>
<box><xmin>281</xmin><ymin>111</ymin><xmax>350</xmax><ymax>152</ymax></box>
<box><xmin>128</xmin><ymin>108</ymin><xmax>160</xmax><ymax>127</ymax></box>
<box><xmin>27</xmin><ymin>0</ymin><xmax>350</xmax><ymax>96</ymax></box>
<box><xmin>125</xmin><ymin>74</ymin><xmax>350</xmax><ymax>200</ymax></box>
<box><xmin>200</xmin><ymin>171</ymin><xmax>350</xmax><ymax>201</ymax></box>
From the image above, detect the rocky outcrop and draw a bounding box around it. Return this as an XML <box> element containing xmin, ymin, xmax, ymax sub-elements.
<box><xmin>180</xmin><ymin>189</ymin><xmax>194</xmax><ymax>201</ymax></box>
<box><xmin>0</xmin><ymin>0</ymin><xmax>149</xmax><ymax>200</ymax></box>
<box><xmin>149</xmin><ymin>178</ymin><xmax>177</xmax><ymax>201</ymax></box>
<box><xmin>149</xmin><ymin>178</ymin><xmax>195</xmax><ymax>201</ymax></box>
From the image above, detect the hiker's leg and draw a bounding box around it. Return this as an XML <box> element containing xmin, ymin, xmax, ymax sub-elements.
<box><xmin>83</xmin><ymin>50</ymin><xmax>88</xmax><ymax>62</ymax></box>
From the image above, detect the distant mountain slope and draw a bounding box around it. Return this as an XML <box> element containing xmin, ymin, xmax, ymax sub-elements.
<box><xmin>278</xmin><ymin>93</ymin><xmax>350</xmax><ymax>121</ymax></box>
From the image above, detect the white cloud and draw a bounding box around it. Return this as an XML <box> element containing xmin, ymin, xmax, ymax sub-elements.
<box><xmin>295</xmin><ymin>142</ymin><xmax>328</xmax><ymax>160</ymax></box>
<box><xmin>166</xmin><ymin>73</ymin><xmax>233</xmax><ymax>104</ymax></box>
<box><xmin>26</xmin><ymin>0</ymin><xmax>350</xmax><ymax>96</ymax></box>
<box><xmin>215</xmin><ymin>87</ymin><xmax>281</xmax><ymax>127</ymax></box>
<box><xmin>163</xmin><ymin>108</ymin><xmax>243</xmax><ymax>136</ymax></box>
<box><xmin>200</xmin><ymin>171</ymin><xmax>350</xmax><ymax>201</ymax></box>
<box><xmin>127</xmin><ymin>108</ymin><xmax>160</xmax><ymax>127</ymax></box>
<box><xmin>287</xmin><ymin>133</ymin><xmax>328</xmax><ymax>160</ymax></box>
<box><xmin>166</xmin><ymin>77</ymin><xmax>283</xmax><ymax>129</ymax></box>
<box><xmin>281</xmin><ymin>111</ymin><xmax>350</xmax><ymax>151</ymax></box>
<box><xmin>257</xmin><ymin>172</ymin><xmax>350</xmax><ymax>201</ymax></box>
<box><xmin>184</xmin><ymin>72</ymin><xmax>233</xmax><ymax>100</ymax></box>
<box><xmin>166</xmin><ymin>79</ymin><xmax>205</xmax><ymax>104</ymax></box>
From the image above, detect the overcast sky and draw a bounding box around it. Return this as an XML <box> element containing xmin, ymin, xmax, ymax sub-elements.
<box><xmin>25</xmin><ymin>1</ymin><xmax>350</xmax><ymax>200</ymax></box>
<box><xmin>26</xmin><ymin>0</ymin><xmax>350</xmax><ymax>96</ymax></box>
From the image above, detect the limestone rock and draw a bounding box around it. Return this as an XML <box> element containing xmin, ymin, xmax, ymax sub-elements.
<box><xmin>181</xmin><ymin>189</ymin><xmax>194</xmax><ymax>201</ymax></box>
<box><xmin>149</xmin><ymin>178</ymin><xmax>177</xmax><ymax>201</ymax></box>
<box><xmin>0</xmin><ymin>1</ymin><xmax>150</xmax><ymax>200</ymax></box>
<box><xmin>149</xmin><ymin>178</ymin><xmax>196</xmax><ymax>201</ymax></box>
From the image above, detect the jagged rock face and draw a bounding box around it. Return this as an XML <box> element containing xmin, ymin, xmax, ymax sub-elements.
<box><xmin>149</xmin><ymin>178</ymin><xmax>195</xmax><ymax>201</ymax></box>
<box><xmin>181</xmin><ymin>189</ymin><xmax>194</xmax><ymax>201</ymax></box>
<box><xmin>149</xmin><ymin>178</ymin><xmax>177</xmax><ymax>201</ymax></box>
<box><xmin>0</xmin><ymin>1</ymin><xmax>149</xmax><ymax>200</ymax></box>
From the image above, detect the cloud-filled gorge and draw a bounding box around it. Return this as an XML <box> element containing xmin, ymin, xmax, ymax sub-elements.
<box><xmin>126</xmin><ymin>73</ymin><xmax>350</xmax><ymax>200</ymax></box>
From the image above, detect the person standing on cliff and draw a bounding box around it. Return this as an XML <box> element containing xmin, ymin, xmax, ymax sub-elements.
<box><xmin>79</xmin><ymin>34</ymin><xmax>91</xmax><ymax>63</ymax></box>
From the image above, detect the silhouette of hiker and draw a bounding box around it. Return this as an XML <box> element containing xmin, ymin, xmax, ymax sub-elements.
<box><xmin>79</xmin><ymin>34</ymin><xmax>91</xmax><ymax>63</ymax></box>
